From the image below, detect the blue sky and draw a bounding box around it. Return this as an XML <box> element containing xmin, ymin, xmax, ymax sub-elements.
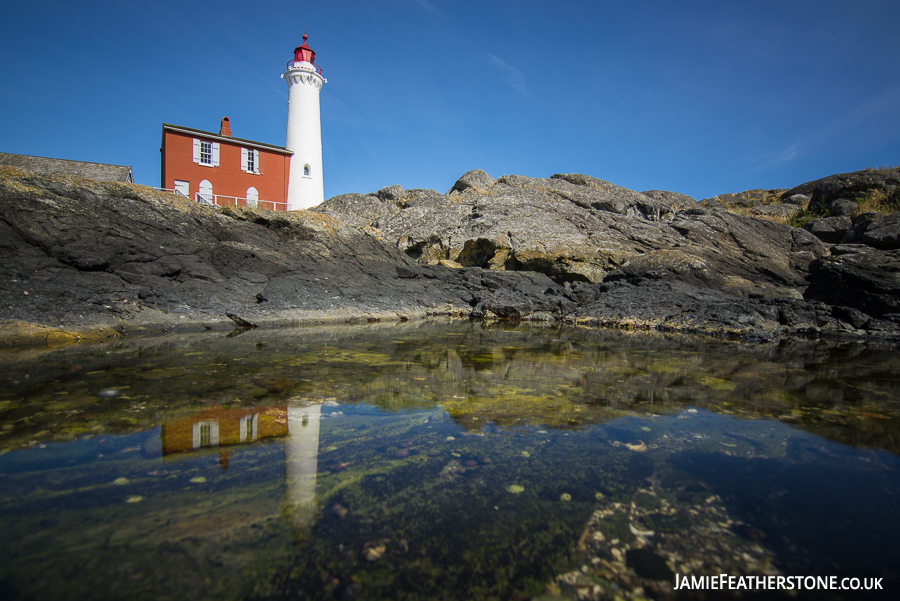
<box><xmin>2</xmin><ymin>0</ymin><xmax>899</xmax><ymax>202</ymax></box>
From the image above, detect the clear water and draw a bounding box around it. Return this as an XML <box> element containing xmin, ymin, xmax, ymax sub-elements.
<box><xmin>0</xmin><ymin>321</ymin><xmax>898</xmax><ymax>600</ymax></box>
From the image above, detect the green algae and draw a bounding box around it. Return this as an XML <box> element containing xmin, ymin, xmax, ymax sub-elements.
<box><xmin>642</xmin><ymin>512</ymin><xmax>691</xmax><ymax>533</ymax></box>
<box><xmin>695</xmin><ymin>374</ymin><xmax>737</xmax><ymax>391</ymax></box>
<box><xmin>1</xmin><ymin>323</ymin><xmax>900</xmax><ymax>599</ymax></box>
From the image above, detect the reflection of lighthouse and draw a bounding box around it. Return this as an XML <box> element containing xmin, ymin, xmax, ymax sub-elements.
<box><xmin>283</xmin><ymin>402</ymin><xmax>323</xmax><ymax>528</ymax></box>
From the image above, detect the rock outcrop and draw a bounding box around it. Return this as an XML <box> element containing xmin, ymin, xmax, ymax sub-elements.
<box><xmin>699</xmin><ymin>188</ymin><xmax>789</xmax><ymax>208</ymax></box>
<box><xmin>0</xmin><ymin>167</ymin><xmax>569</xmax><ymax>339</ymax></box>
<box><xmin>3</xmin><ymin>163</ymin><xmax>900</xmax><ymax>345</ymax></box>
<box><xmin>312</xmin><ymin>168</ymin><xmax>900</xmax><ymax>339</ymax></box>
<box><xmin>784</xmin><ymin>166</ymin><xmax>900</xmax><ymax>215</ymax></box>
<box><xmin>317</xmin><ymin>171</ymin><xmax>819</xmax><ymax>293</ymax></box>
<box><xmin>805</xmin><ymin>246</ymin><xmax>900</xmax><ymax>321</ymax></box>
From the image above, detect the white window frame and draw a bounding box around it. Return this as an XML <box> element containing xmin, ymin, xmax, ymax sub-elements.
<box><xmin>193</xmin><ymin>138</ymin><xmax>219</xmax><ymax>167</ymax></box>
<box><xmin>303</xmin><ymin>163</ymin><xmax>311</xmax><ymax>177</ymax></box>
<box><xmin>192</xmin><ymin>421</ymin><xmax>219</xmax><ymax>449</ymax></box>
<box><xmin>239</xmin><ymin>414</ymin><xmax>258</xmax><ymax>442</ymax></box>
<box><xmin>241</xmin><ymin>148</ymin><xmax>260</xmax><ymax>174</ymax></box>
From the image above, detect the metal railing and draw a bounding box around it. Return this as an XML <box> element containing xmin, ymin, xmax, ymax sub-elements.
<box><xmin>197</xmin><ymin>193</ymin><xmax>288</xmax><ymax>212</ymax></box>
<box><xmin>140</xmin><ymin>186</ymin><xmax>287</xmax><ymax>212</ymax></box>
<box><xmin>285</xmin><ymin>60</ymin><xmax>323</xmax><ymax>75</ymax></box>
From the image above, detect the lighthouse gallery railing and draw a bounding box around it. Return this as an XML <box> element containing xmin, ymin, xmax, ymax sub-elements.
<box><xmin>285</xmin><ymin>60</ymin><xmax>323</xmax><ymax>75</ymax></box>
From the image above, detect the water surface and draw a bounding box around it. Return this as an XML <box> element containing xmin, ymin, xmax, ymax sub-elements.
<box><xmin>1</xmin><ymin>322</ymin><xmax>898</xmax><ymax>600</ymax></box>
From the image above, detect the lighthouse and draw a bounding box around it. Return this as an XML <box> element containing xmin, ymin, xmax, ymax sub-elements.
<box><xmin>283</xmin><ymin>34</ymin><xmax>327</xmax><ymax>210</ymax></box>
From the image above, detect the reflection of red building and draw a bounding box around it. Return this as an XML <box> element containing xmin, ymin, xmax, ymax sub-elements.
<box><xmin>161</xmin><ymin>406</ymin><xmax>289</xmax><ymax>456</ymax></box>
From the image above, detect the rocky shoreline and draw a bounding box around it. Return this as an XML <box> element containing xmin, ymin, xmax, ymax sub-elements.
<box><xmin>2</xmin><ymin>164</ymin><xmax>899</xmax><ymax>347</ymax></box>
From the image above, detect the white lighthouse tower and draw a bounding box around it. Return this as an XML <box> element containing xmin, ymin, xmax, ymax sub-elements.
<box><xmin>283</xmin><ymin>34</ymin><xmax>327</xmax><ymax>210</ymax></box>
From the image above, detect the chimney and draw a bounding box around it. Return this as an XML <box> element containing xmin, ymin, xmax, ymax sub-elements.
<box><xmin>219</xmin><ymin>116</ymin><xmax>232</xmax><ymax>137</ymax></box>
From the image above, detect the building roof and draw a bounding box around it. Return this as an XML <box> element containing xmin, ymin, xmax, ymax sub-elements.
<box><xmin>162</xmin><ymin>123</ymin><xmax>293</xmax><ymax>155</ymax></box>
<box><xmin>0</xmin><ymin>152</ymin><xmax>133</xmax><ymax>183</ymax></box>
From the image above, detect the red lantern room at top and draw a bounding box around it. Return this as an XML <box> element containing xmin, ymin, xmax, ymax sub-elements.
<box><xmin>294</xmin><ymin>34</ymin><xmax>315</xmax><ymax>63</ymax></box>
<box><xmin>289</xmin><ymin>33</ymin><xmax>322</xmax><ymax>75</ymax></box>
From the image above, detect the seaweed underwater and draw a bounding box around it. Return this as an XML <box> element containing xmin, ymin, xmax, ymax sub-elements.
<box><xmin>0</xmin><ymin>322</ymin><xmax>899</xmax><ymax>600</ymax></box>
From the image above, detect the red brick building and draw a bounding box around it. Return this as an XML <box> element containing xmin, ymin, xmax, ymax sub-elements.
<box><xmin>160</xmin><ymin>117</ymin><xmax>292</xmax><ymax>211</ymax></box>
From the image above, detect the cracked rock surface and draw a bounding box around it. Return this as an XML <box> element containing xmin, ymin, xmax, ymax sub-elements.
<box><xmin>3</xmin><ymin>165</ymin><xmax>900</xmax><ymax>344</ymax></box>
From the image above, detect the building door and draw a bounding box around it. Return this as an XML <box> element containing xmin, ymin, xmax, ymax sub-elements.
<box><xmin>173</xmin><ymin>180</ymin><xmax>189</xmax><ymax>198</ymax></box>
<box><xmin>246</xmin><ymin>186</ymin><xmax>259</xmax><ymax>208</ymax></box>
<box><xmin>198</xmin><ymin>180</ymin><xmax>213</xmax><ymax>205</ymax></box>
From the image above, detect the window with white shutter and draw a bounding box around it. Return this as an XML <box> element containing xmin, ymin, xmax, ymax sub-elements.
<box><xmin>242</xmin><ymin>148</ymin><xmax>260</xmax><ymax>174</ymax></box>
<box><xmin>194</xmin><ymin>139</ymin><xmax>219</xmax><ymax>167</ymax></box>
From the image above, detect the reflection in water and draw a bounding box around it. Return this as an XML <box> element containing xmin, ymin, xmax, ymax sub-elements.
<box><xmin>0</xmin><ymin>322</ymin><xmax>898</xmax><ymax>600</ymax></box>
<box><xmin>160</xmin><ymin>400</ymin><xmax>325</xmax><ymax>529</ymax></box>
<box><xmin>161</xmin><ymin>406</ymin><xmax>289</xmax><ymax>456</ymax></box>
<box><xmin>284</xmin><ymin>402</ymin><xmax>322</xmax><ymax>528</ymax></box>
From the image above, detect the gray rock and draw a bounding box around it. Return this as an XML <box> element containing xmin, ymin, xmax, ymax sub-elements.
<box><xmin>789</xmin><ymin>228</ymin><xmax>829</xmax><ymax>274</ymax></box>
<box><xmin>785</xmin><ymin>194</ymin><xmax>811</xmax><ymax>207</ymax></box>
<box><xmin>830</xmin><ymin>306</ymin><xmax>870</xmax><ymax>329</ymax></box>
<box><xmin>698</xmin><ymin>197</ymin><xmax>725</xmax><ymax>209</ymax></box>
<box><xmin>784</xmin><ymin>167</ymin><xmax>900</xmax><ymax>215</ymax></box>
<box><xmin>549</xmin><ymin>173</ymin><xmax>669</xmax><ymax>218</ymax></box>
<box><xmin>860</xmin><ymin>210</ymin><xmax>900</xmax><ymax>250</ymax></box>
<box><xmin>2</xmin><ymin>168</ymin><xmax>556</xmax><ymax>329</ymax></box>
<box><xmin>830</xmin><ymin>244</ymin><xmax>871</xmax><ymax>256</ymax></box>
<box><xmin>791</xmin><ymin>228</ymin><xmax>829</xmax><ymax>256</ymax></box>
<box><xmin>448</xmin><ymin>169</ymin><xmax>495</xmax><ymax>195</ymax></box>
<box><xmin>830</xmin><ymin>198</ymin><xmax>857</xmax><ymax>217</ymax></box>
<box><xmin>750</xmin><ymin>204</ymin><xmax>801</xmax><ymax>219</ymax></box>
<box><xmin>698</xmin><ymin>188</ymin><xmax>787</xmax><ymax>208</ymax></box>
<box><xmin>805</xmin><ymin>216</ymin><xmax>853</xmax><ymax>243</ymax></box>
<box><xmin>378</xmin><ymin>172</ymin><xmax>811</xmax><ymax>291</ymax></box>
<box><xmin>841</xmin><ymin>212</ymin><xmax>881</xmax><ymax>244</ymax></box>
<box><xmin>566</xmin><ymin>279</ymin><xmax>831</xmax><ymax>339</ymax></box>
<box><xmin>604</xmin><ymin>250</ymin><xmax>724</xmax><ymax>288</ymax></box>
<box><xmin>403</xmin><ymin>189</ymin><xmax>447</xmax><ymax>209</ymax></box>
<box><xmin>3</xmin><ymin>165</ymin><xmax>900</xmax><ymax>342</ymax></box>
<box><xmin>377</xmin><ymin>185</ymin><xmax>405</xmax><ymax>202</ymax></box>
<box><xmin>311</xmin><ymin>193</ymin><xmax>398</xmax><ymax>228</ymax></box>
<box><xmin>805</xmin><ymin>249</ymin><xmax>900</xmax><ymax>318</ymax></box>
<box><xmin>640</xmin><ymin>190</ymin><xmax>696</xmax><ymax>210</ymax></box>
<box><xmin>376</xmin><ymin>171</ymin><xmax>808</xmax><ymax>290</ymax></box>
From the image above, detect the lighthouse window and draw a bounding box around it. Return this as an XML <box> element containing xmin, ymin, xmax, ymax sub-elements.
<box><xmin>200</xmin><ymin>141</ymin><xmax>213</xmax><ymax>165</ymax></box>
<box><xmin>303</xmin><ymin>164</ymin><xmax>311</xmax><ymax>177</ymax></box>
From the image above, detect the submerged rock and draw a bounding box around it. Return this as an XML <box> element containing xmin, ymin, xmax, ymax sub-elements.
<box><xmin>625</xmin><ymin>548</ymin><xmax>673</xmax><ymax>581</ymax></box>
<box><xmin>362</xmin><ymin>543</ymin><xmax>386</xmax><ymax>562</ymax></box>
